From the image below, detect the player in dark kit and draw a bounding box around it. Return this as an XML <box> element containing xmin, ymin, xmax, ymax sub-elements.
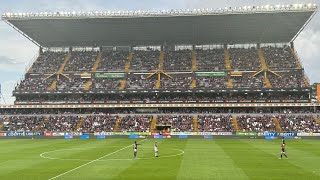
<box><xmin>279</xmin><ymin>137</ymin><xmax>288</xmax><ymax>159</ymax></box>
<box><xmin>133</xmin><ymin>141</ymin><xmax>141</xmax><ymax>159</ymax></box>
<box><xmin>281</xmin><ymin>136</ymin><xmax>285</xmax><ymax>145</ymax></box>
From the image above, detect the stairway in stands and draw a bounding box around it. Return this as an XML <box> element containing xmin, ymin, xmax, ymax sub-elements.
<box><xmin>150</xmin><ymin>117</ymin><xmax>158</xmax><ymax>133</ymax></box>
<box><xmin>75</xmin><ymin>117</ymin><xmax>84</xmax><ymax>131</ymax></box>
<box><xmin>224</xmin><ymin>48</ymin><xmax>232</xmax><ymax>70</ymax></box>
<box><xmin>59</xmin><ymin>52</ymin><xmax>72</xmax><ymax>74</ymax></box>
<box><xmin>257</xmin><ymin>48</ymin><xmax>272</xmax><ymax>88</ymax></box>
<box><xmin>49</xmin><ymin>81</ymin><xmax>57</xmax><ymax>91</ymax></box>
<box><xmin>124</xmin><ymin>52</ymin><xmax>133</xmax><ymax>73</ymax></box>
<box><xmin>191</xmin><ymin>49</ymin><xmax>197</xmax><ymax>71</ymax></box>
<box><xmin>114</xmin><ymin>117</ymin><xmax>122</xmax><ymax>132</ymax></box>
<box><xmin>83</xmin><ymin>52</ymin><xmax>102</xmax><ymax>91</ymax></box>
<box><xmin>0</xmin><ymin>121</ymin><xmax>4</xmax><ymax>131</ymax></box>
<box><xmin>155</xmin><ymin>50</ymin><xmax>165</xmax><ymax>89</ymax></box>
<box><xmin>120</xmin><ymin>80</ymin><xmax>127</xmax><ymax>90</ymax></box>
<box><xmin>232</xmin><ymin>116</ymin><xmax>239</xmax><ymax>131</ymax></box>
<box><xmin>191</xmin><ymin>79</ymin><xmax>197</xmax><ymax>88</ymax></box>
<box><xmin>35</xmin><ymin>116</ymin><xmax>47</xmax><ymax>131</ymax></box>
<box><xmin>227</xmin><ymin>79</ymin><xmax>233</xmax><ymax>88</ymax></box>
<box><xmin>313</xmin><ymin>116</ymin><xmax>320</xmax><ymax>125</ymax></box>
<box><xmin>121</xmin><ymin>52</ymin><xmax>133</xmax><ymax>90</ymax></box>
<box><xmin>49</xmin><ymin>52</ymin><xmax>72</xmax><ymax>91</ymax></box>
<box><xmin>192</xmin><ymin>117</ymin><xmax>198</xmax><ymax>132</ymax></box>
<box><xmin>91</xmin><ymin>52</ymin><xmax>102</xmax><ymax>72</ymax></box>
<box><xmin>273</xmin><ymin>117</ymin><xmax>282</xmax><ymax>132</ymax></box>
<box><xmin>0</xmin><ymin>117</ymin><xmax>8</xmax><ymax>131</ymax></box>
<box><xmin>225</xmin><ymin>48</ymin><xmax>234</xmax><ymax>88</ymax></box>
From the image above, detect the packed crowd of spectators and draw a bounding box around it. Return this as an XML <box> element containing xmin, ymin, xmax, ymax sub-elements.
<box><xmin>268</xmin><ymin>73</ymin><xmax>306</xmax><ymax>88</ymax></box>
<box><xmin>196</xmin><ymin>49</ymin><xmax>225</xmax><ymax>71</ymax></box>
<box><xmin>196</xmin><ymin>77</ymin><xmax>228</xmax><ymax>89</ymax></box>
<box><xmin>198</xmin><ymin>115</ymin><xmax>233</xmax><ymax>132</ymax></box>
<box><xmin>64</xmin><ymin>51</ymin><xmax>98</xmax><ymax>72</ymax></box>
<box><xmin>277</xmin><ymin>115</ymin><xmax>320</xmax><ymax>133</ymax></box>
<box><xmin>229</xmin><ymin>47</ymin><xmax>261</xmax><ymax>70</ymax></box>
<box><xmin>80</xmin><ymin>115</ymin><xmax>118</xmax><ymax>132</ymax></box>
<box><xmin>97</xmin><ymin>51</ymin><xmax>128</xmax><ymax>71</ymax></box>
<box><xmin>268</xmin><ymin>74</ymin><xmax>306</xmax><ymax>88</ymax></box>
<box><xmin>2</xmin><ymin>114</ymin><xmax>320</xmax><ymax>133</ymax></box>
<box><xmin>29</xmin><ymin>51</ymin><xmax>67</xmax><ymax>73</ymax></box>
<box><xmin>161</xmin><ymin>76</ymin><xmax>192</xmax><ymax>89</ymax></box>
<box><xmin>5</xmin><ymin>116</ymin><xmax>45</xmax><ymax>132</ymax></box>
<box><xmin>56</xmin><ymin>78</ymin><xmax>87</xmax><ymax>91</ymax></box>
<box><xmin>91</xmin><ymin>78</ymin><xmax>121</xmax><ymax>90</ymax></box>
<box><xmin>262</xmin><ymin>46</ymin><xmax>297</xmax><ymax>69</ymax></box>
<box><xmin>237</xmin><ymin>115</ymin><xmax>276</xmax><ymax>132</ymax></box>
<box><xmin>131</xmin><ymin>50</ymin><xmax>160</xmax><ymax>71</ymax></box>
<box><xmin>118</xmin><ymin>115</ymin><xmax>152</xmax><ymax>132</ymax></box>
<box><xmin>232</xmin><ymin>74</ymin><xmax>265</xmax><ymax>88</ymax></box>
<box><xmin>164</xmin><ymin>50</ymin><xmax>192</xmax><ymax>71</ymax></box>
<box><xmin>126</xmin><ymin>76</ymin><xmax>157</xmax><ymax>89</ymax></box>
<box><xmin>157</xmin><ymin>115</ymin><xmax>193</xmax><ymax>132</ymax></box>
<box><xmin>15</xmin><ymin>78</ymin><xmax>54</xmax><ymax>92</ymax></box>
<box><xmin>43</xmin><ymin>116</ymin><xmax>79</xmax><ymax>132</ymax></box>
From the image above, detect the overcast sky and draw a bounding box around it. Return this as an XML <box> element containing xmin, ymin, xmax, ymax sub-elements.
<box><xmin>0</xmin><ymin>0</ymin><xmax>319</xmax><ymax>104</ymax></box>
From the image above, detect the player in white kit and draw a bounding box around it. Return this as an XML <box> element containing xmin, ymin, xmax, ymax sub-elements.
<box><xmin>154</xmin><ymin>141</ymin><xmax>158</xmax><ymax>157</ymax></box>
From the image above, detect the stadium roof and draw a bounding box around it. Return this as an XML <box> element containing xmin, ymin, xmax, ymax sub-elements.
<box><xmin>1</xmin><ymin>4</ymin><xmax>318</xmax><ymax>47</ymax></box>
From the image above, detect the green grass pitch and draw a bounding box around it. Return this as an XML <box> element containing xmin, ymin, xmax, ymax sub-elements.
<box><xmin>0</xmin><ymin>138</ymin><xmax>319</xmax><ymax>180</ymax></box>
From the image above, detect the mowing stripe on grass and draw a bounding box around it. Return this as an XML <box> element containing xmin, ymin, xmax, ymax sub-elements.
<box><xmin>48</xmin><ymin>139</ymin><xmax>147</xmax><ymax>180</ymax></box>
<box><xmin>217</xmin><ymin>139</ymin><xmax>319</xmax><ymax>180</ymax></box>
<box><xmin>177</xmin><ymin>139</ymin><xmax>248</xmax><ymax>180</ymax></box>
<box><xmin>244</xmin><ymin>139</ymin><xmax>320</xmax><ymax>178</ymax></box>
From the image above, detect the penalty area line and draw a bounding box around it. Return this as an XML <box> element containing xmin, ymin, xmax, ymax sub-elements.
<box><xmin>48</xmin><ymin>139</ymin><xmax>147</xmax><ymax>180</ymax></box>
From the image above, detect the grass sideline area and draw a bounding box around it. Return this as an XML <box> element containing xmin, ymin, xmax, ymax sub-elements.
<box><xmin>0</xmin><ymin>138</ymin><xmax>319</xmax><ymax>179</ymax></box>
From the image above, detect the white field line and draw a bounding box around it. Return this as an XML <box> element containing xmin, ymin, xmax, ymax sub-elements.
<box><xmin>48</xmin><ymin>139</ymin><xmax>147</xmax><ymax>180</ymax></box>
<box><xmin>41</xmin><ymin>148</ymin><xmax>184</xmax><ymax>162</ymax></box>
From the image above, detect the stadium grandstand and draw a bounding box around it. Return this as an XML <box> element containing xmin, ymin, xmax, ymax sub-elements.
<box><xmin>0</xmin><ymin>4</ymin><xmax>320</xmax><ymax>134</ymax></box>
<box><xmin>2</xmin><ymin>3</ymin><xmax>320</xmax><ymax>179</ymax></box>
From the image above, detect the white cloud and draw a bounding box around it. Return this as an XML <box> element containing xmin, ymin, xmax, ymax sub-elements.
<box><xmin>295</xmin><ymin>29</ymin><xmax>320</xmax><ymax>83</ymax></box>
<box><xmin>0</xmin><ymin>80</ymin><xmax>17</xmax><ymax>105</ymax></box>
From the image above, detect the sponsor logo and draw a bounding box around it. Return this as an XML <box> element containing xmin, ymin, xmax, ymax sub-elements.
<box><xmin>6</xmin><ymin>132</ymin><xmax>25</xmax><ymax>137</ymax></box>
